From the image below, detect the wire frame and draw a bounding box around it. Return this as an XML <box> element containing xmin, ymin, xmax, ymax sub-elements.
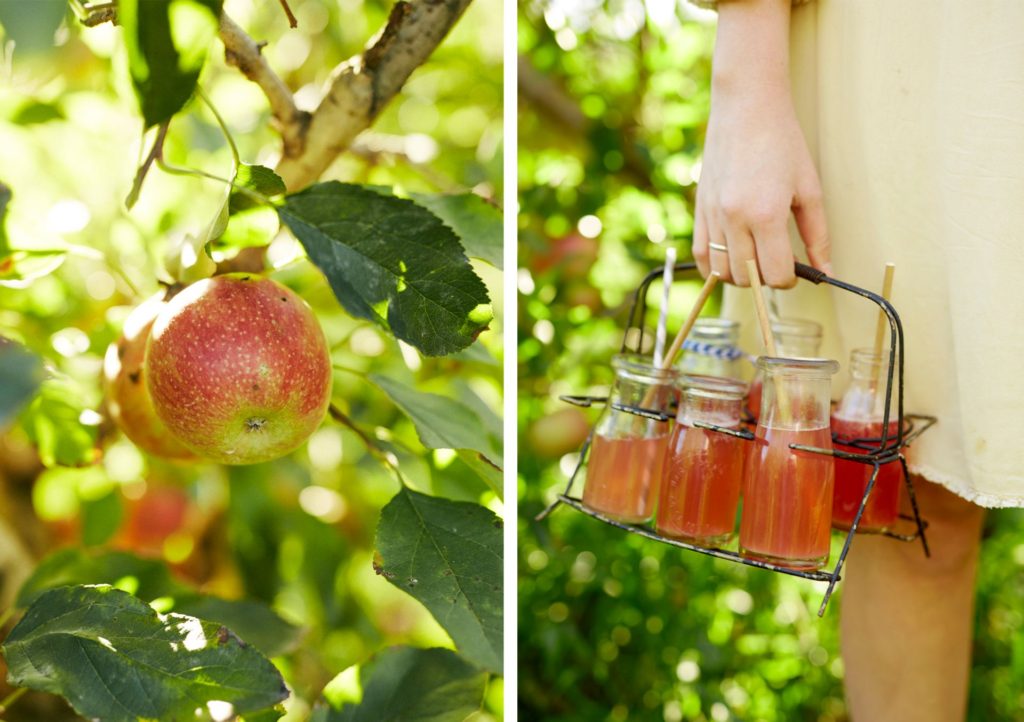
<box><xmin>537</xmin><ymin>262</ymin><xmax>936</xmax><ymax>616</ymax></box>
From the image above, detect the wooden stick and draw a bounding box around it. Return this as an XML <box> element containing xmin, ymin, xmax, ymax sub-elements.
<box><xmin>637</xmin><ymin>272</ymin><xmax>720</xmax><ymax>414</ymax></box>
<box><xmin>872</xmin><ymin>262</ymin><xmax>896</xmax><ymax>357</ymax></box>
<box><xmin>746</xmin><ymin>259</ymin><xmax>789</xmax><ymax>421</ymax></box>
<box><xmin>871</xmin><ymin>262</ymin><xmax>896</xmax><ymax>389</ymax></box>
<box><xmin>661</xmin><ymin>271</ymin><xmax>720</xmax><ymax>370</ymax></box>
<box><xmin>746</xmin><ymin>260</ymin><xmax>777</xmax><ymax>356</ymax></box>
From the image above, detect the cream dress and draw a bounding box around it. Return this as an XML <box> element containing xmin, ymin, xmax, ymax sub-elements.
<box><xmin>712</xmin><ymin>1</ymin><xmax>1024</xmax><ymax>507</ymax></box>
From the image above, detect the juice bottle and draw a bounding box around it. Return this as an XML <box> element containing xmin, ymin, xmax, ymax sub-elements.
<box><xmin>678</xmin><ymin>318</ymin><xmax>745</xmax><ymax>382</ymax></box>
<box><xmin>831</xmin><ymin>348</ymin><xmax>904</xmax><ymax>531</ymax></box>
<box><xmin>748</xmin><ymin>319</ymin><xmax>823</xmax><ymax>421</ymax></box>
<box><xmin>582</xmin><ymin>355</ymin><xmax>678</xmax><ymax>523</ymax></box>
<box><xmin>739</xmin><ymin>357</ymin><xmax>838</xmax><ymax>570</ymax></box>
<box><xmin>657</xmin><ymin>375</ymin><xmax>746</xmax><ymax>547</ymax></box>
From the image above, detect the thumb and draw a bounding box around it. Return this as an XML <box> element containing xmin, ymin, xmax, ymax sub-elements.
<box><xmin>793</xmin><ymin>190</ymin><xmax>831</xmax><ymax>276</ymax></box>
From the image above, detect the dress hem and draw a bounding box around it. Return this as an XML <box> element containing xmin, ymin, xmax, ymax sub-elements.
<box><xmin>907</xmin><ymin>463</ymin><xmax>1024</xmax><ymax>509</ymax></box>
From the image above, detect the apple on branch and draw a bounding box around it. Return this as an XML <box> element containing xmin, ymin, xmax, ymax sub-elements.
<box><xmin>146</xmin><ymin>274</ymin><xmax>332</xmax><ymax>465</ymax></box>
<box><xmin>104</xmin><ymin>292</ymin><xmax>197</xmax><ymax>460</ymax></box>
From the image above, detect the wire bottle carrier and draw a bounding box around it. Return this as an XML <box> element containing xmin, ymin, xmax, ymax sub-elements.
<box><xmin>537</xmin><ymin>262</ymin><xmax>937</xmax><ymax>616</ymax></box>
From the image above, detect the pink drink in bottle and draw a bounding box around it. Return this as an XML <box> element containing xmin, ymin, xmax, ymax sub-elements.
<box><xmin>582</xmin><ymin>355</ymin><xmax>678</xmax><ymax>523</ymax></box>
<box><xmin>831</xmin><ymin>348</ymin><xmax>904</xmax><ymax>531</ymax></box>
<box><xmin>740</xmin><ymin>357</ymin><xmax>838</xmax><ymax>570</ymax></box>
<box><xmin>657</xmin><ymin>376</ymin><xmax>746</xmax><ymax>547</ymax></box>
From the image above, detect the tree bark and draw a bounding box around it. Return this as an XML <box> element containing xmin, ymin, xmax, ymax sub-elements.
<box><xmin>220</xmin><ymin>0</ymin><xmax>473</xmax><ymax>192</ymax></box>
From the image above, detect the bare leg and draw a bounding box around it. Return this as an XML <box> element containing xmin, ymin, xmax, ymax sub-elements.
<box><xmin>840</xmin><ymin>476</ymin><xmax>986</xmax><ymax>722</ymax></box>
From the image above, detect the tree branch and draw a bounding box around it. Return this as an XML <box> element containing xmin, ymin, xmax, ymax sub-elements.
<box><xmin>275</xmin><ymin>0</ymin><xmax>473</xmax><ymax>190</ymax></box>
<box><xmin>91</xmin><ymin>3</ymin><xmax>473</xmax><ymax>193</ymax></box>
<box><xmin>218</xmin><ymin>13</ymin><xmax>309</xmax><ymax>158</ymax></box>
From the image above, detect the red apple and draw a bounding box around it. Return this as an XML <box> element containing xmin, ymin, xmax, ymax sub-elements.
<box><xmin>104</xmin><ymin>293</ymin><xmax>196</xmax><ymax>460</ymax></box>
<box><xmin>532</xmin><ymin>232</ymin><xmax>598</xmax><ymax>279</ymax></box>
<box><xmin>146</xmin><ymin>274</ymin><xmax>332</xmax><ymax>465</ymax></box>
<box><xmin>118</xmin><ymin>484</ymin><xmax>190</xmax><ymax>552</ymax></box>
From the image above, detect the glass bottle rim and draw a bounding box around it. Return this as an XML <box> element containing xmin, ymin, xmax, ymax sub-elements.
<box><xmin>755</xmin><ymin>355</ymin><xmax>839</xmax><ymax>375</ymax></box>
<box><xmin>679</xmin><ymin>373</ymin><xmax>746</xmax><ymax>400</ymax></box>
<box><xmin>849</xmin><ymin>347</ymin><xmax>895</xmax><ymax>367</ymax></box>
<box><xmin>770</xmin><ymin>317</ymin><xmax>822</xmax><ymax>339</ymax></box>
<box><xmin>693</xmin><ymin>318</ymin><xmax>739</xmax><ymax>331</ymax></box>
<box><xmin>611</xmin><ymin>353</ymin><xmax>681</xmax><ymax>382</ymax></box>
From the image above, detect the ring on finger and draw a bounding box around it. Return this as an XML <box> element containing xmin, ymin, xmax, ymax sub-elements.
<box><xmin>709</xmin><ymin>242</ymin><xmax>728</xmax><ymax>253</ymax></box>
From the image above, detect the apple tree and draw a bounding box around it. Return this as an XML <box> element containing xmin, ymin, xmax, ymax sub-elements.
<box><xmin>0</xmin><ymin>0</ymin><xmax>503</xmax><ymax>720</ymax></box>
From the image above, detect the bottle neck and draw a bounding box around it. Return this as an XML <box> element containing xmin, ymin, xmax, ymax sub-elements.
<box><xmin>676</xmin><ymin>376</ymin><xmax>745</xmax><ymax>428</ymax></box>
<box><xmin>771</xmin><ymin>319</ymin><xmax>822</xmax><ymax>358</ymax></box>
<box><xmin>758</xmin><ymin>359</ymin><xmax>837</xmax><ymax>430</ymax></box>
<box><xmin>678</xmin><ymin>392</ymin><xmax>742</xmax><ymax>428</ymax></box>
<box><xmin>836</xmin><ymin>349</ymin><xmax>898</xmax><ymax>421</ymax></box>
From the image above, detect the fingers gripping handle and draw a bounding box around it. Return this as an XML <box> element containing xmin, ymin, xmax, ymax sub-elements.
<box><xmin>795</xmin><ymin>262</ymin><xmax>828</xmax><ymax>284</ymax></box>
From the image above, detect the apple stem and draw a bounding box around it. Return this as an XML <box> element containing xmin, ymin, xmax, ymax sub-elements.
<box><xmin>196</xmin><ymin>86</ymin><xmax>241</xmax><ymax>168</ymax></box>
<box><xmin>0</xmin><ymin>686</ymin><xmax>27</xmax><ymax>713</ymax></box>
<box><xmin>155</xmin><ymin>159</ymin><xmax>274</xmax><ymax>208</ymax></box>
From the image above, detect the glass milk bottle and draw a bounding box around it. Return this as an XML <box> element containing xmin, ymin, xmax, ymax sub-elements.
<box><xmin>748</xmin><ymin>319</ymin><xmax>823</xmax><ymax>420</ymax></box>
<box><xmin>831</xmin><ymin>348</ymin><xmax>903</xmax><ymax>531</ymax></box>
<box><xmin>657</xmin><ymin>375</ymin><xmax>747</xmax><ymax>547</ymax></box>
<box><xmin>678</xmin><ymin>318</ymin><xmax>745</xmax><ymax>381</ymax></box>
<box><xmin>582</xmin><ymin>355</ymin><xmax>679</xmax><ymax>523</ymax></box>
<box><xmin>739</xmin><ymin>357</ymin><xmax>838</xmax><ymax>570</ymax></box>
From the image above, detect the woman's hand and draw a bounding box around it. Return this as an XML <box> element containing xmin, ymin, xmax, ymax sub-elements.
<box><xmin>692</xmin><ymin>0</ymin><xmax>830</xmax><ymax>288</ymax></box>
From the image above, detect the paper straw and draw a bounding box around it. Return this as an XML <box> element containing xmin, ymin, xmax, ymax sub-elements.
<box><xmin>873</xmin><ymin>262</ymin><xmax>896</xmax><ymax>357</ymax></box>
<box><xmin>661</xmin><ymin>271</ymin><xmax>720</xmax><ymax>370</ymax></box>
<box><xmin>746</xmin><ymin>259</ymin><xmax>789</xmax><ymax>421</ymax></box>
<box><xmin>653</xmin><ymin>247</ymin><xmax>676</xmax><ymax>366</ymax></box>
<box><xmin>871</xmin><ymin>262</ymin><xmax>896</xmax><ymax>389</ymax></box>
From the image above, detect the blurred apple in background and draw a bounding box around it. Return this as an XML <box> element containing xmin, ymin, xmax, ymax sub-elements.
<box><xmin>527</xmin><ymin>407</ymin><xmax>591</xmax><ymax>459</ymax></box>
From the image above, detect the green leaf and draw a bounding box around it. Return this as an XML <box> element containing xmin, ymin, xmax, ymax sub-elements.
<box><xmin>10</xmin><ymin>99</ymin><xmax>65</xmax><ymax>125</ymax></box>
<box><xmin>81</xmin><ymin>490</ymin><xmax>123</xmax><ymax>547</ymax></box>
<box><xmin>230</xmin><ymin>163</ymin><xmax>287</xmax><ymax>212</ymax></box>
<box><xmin>0</xmin><ymin>336</ymin><xmax>43</xmax><ymax>428</ymax></box>
<box><xmin>455</xmin><ymin>450</ymin><xmax>503</xmax><ymax>498</ymax></box>
<box><xmin>174</xmin><ymin>596</ymin><xmax>303</xmax><ymax>658</ymax></box>
<box><xmin>311</xmin><ymin>647</ymin><xmax>487</xmax><ymax>722</ymax></box>
<box><xmin>15</xmin><ymin>548</ymin><xmax>301</xmax><ymax>657</ymax></box>
<box><xmin>0</xmin><ymin>0</ymin><xmax>64</xmax><ymax>53</ymax></box>
<box><xmin>16</xmin><ymin>548</ymin><xmax>188</xmax><ymax>608</ymax></box>
<box><xmin>120</xmin><ymin>0</ymin><xmax>223</xmax><ymax>128</ymax></box>
<box><xmin>279</xmin><ymin>182</ymin><xmax>492</xmax><ymax>357</ymax></box>
<box><xmin>450</xmin><ymin>341</ymin><xmax>499</xmax><ymax>366</ymax></box>
<box><xmin>376</xmin><ymin>488</ymin><xmax>503</xmax><ymax>673</ymax></box>
<box><xmin>410</xmin><ymin>193</ymin><xmax>503</xmax><ymax>269</ymax></box>
<box><xmin>21</xmin><ymin>376</ymin><xmax>99</xmax><ymax>467</ymax></box>
<box><xmin>452</xmin><ymin>380</ymin><xmax>503</xmax><ymax>451</ymax></box>
<box><xmin>369</xmin><ymin>374</ymin><xmax>502</xmax><ymax>468</ymax></box>
<box><xmin>214</xmin><ymin>206</ymin><xmax>282</xmax><ymax>251</ymax></box>
<box><xmin>207</xmin><ymin>164</ymin><xmax>285</xmax><ymax>252</ymax></box>
<box><xmin>3</xmin><ymin>585</ymin><xmax>288</xmax><ymax>722</ymax></box>
<box><xmin>0</xmin><ymin>250</ymin><xmax>66</xmax><ymax>288</ymax></box>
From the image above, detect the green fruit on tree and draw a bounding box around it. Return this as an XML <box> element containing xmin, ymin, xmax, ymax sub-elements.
<box><xmin>146</xmin><ymin>273</ymin><xmax>332</xmax><ymax>465</ymax></box>
<box><xmin>103</xmin><ymin>293</ymin><xmax>196</xmax><ymax>460</ymax></box>
<box><xmin>527</xmin><ymin>407</ymin><xmax>591</xmax><ymax>459</ymax></box>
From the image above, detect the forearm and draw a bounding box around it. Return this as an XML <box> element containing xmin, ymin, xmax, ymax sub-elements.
<box><xmin>693</xmin><ymin>0</ymin><xmax>829</xmax><ymax>286</ymax></box>
<box><xmin>712</xmin><ymin>1</ymin><xmax>792</xmax><ymax>99</ymax></box>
